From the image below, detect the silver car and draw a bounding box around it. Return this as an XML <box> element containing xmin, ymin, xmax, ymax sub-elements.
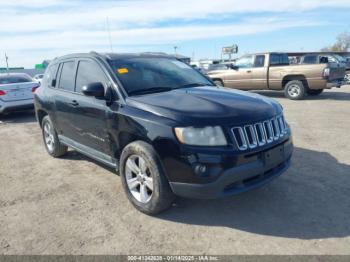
<box><xmin>0</xmin><ymin>73</ymin><xmax>39</xmax><ymax>114</ymax></box>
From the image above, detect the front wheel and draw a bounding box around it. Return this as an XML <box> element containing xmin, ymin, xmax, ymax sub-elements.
<box><xmin>307</xmin><ymin>89</ymin><xmax>324</xmax><ymax>96</ymax></box>
<box><xmin>284</xmin><ymin>80</ymin><xmax>306</xmax><ymax>100</ymax></box>
<box><xmin>120</xmin><ymin>141</ymin><xmax>175</xmax><ymax>215</ymax></box>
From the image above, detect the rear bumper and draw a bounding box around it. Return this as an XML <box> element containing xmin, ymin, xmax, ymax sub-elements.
<box><xmin>169</xmin><ymin>139</ymin><xmax>293</xmax><ymax>199</ymax></box>
<box><xmin>0</xmin><ymin>99</ymin><xmax>34</xmax><ymax>114</ymax></box>
<box><xmin>326</xmin><ymin>79</ymin><xmax>345</xmax><ymax>88</ymax></box>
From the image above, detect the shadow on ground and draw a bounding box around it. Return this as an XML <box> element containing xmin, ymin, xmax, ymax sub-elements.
<box><xmin>0</xmin><ymin>110</ymin><xmax>36</xmax><ymax>124</ymax></box>
<box><xmin>252</xmin><ymin>89</ymin><xmax>350</xmax><ymax>101</ymax></box>
<box><xmin>158</xmin><ymin>147</ymin><xmax>350</xmax><ymax>240</ymax></box>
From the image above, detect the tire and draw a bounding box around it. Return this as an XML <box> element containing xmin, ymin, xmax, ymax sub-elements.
<box><xmin>41</xmin><ymin>115</ymin><xmax>67</xmax><ymax>157</ymax></box>
<box><xmin>213</xmin><ymin>79</ymin><xmax>224</xmax><ymax>87</ymax></box>
<box><xmin>307</xmin><ymin>89</ymin><xmax>324</xmax><ymax>96</ymax></box>
<box><xmin>284</xmin><ymin>80</ymin><xmax>306</xmax><ymax>100</ymax></box>
<box><xmin>120</xmin><ymin>141</ymin><xmax>175</xmax><ymax>215</ymax></box>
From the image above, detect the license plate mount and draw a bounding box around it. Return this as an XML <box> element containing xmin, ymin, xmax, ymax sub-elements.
<box><xmin>264</xmin><ymin>144</ymin><xmax>284</xmax><ymax>167</ymax></box>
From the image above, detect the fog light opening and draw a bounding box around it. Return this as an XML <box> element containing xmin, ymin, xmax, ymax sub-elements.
<box><xmin>194</xmin><ymin>163</ymin><xmax>207</xmax><ymax>175</ymax></box>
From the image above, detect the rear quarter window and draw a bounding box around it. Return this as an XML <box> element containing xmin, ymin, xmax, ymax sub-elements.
<box><xmin>42</xmin><ymin>63</ymin><xmax>59</xmax><ymax>88</ymax></box>
<box><xmin>58</xmin><ymin>61</ymin><xmax>75</xmax><ymax>92</ymax></box>
<box><xmin>303</xmin><ymin>56</ymin><xmax>318</xmax><ymax>64</ymax></box>
<box><xmin>270</xmin><ymin>54</ymin><xmax>289</xmax><ymax>66</ymax></box>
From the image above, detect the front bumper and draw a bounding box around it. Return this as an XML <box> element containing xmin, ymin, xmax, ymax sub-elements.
<box><xmin>0</xmin><ymin>99</ymin><xmax>34</xmax><ymax>114</ymax></box>
<box><xmin>169</xmin><ymin>139</ymin><xmax>293</xmax><ymax>199</ymax></box>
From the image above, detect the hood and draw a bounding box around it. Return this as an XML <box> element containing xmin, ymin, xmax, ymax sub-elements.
<box><xmin>126</xmin><ymin>86</ymin><xmax>282</xmax><ymax>126</ymax></box>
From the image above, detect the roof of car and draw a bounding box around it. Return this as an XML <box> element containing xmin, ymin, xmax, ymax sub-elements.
<box><xmin>52</xmin><ymin>51</ymin><xmax>175</xmax><ymax>63</ymax></box>
<box><xmin>0</xmin><ymin>73</ymin><xmax>32</xmax><ymax>78</ymax></box>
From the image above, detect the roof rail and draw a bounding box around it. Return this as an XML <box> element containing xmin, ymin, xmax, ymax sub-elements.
<box><xmin>142</xmin><ymin>52</ymin><xmax>168</xmax><ymax>55</ymax></box>
<box><xmin>89</xmin><ymin>51</ymin><xmax>101</xmax><ymax>56</ymax></box>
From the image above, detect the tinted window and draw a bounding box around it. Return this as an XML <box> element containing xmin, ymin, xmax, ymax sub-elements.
<box><xmin>109</xmin><ymin>57</ymin><xmax>212</xmax><ymax>95</ymax></box>
<box><xmin>42</xmin><ymin>63</ymin><xmax>59</xmax><ymax>88</ymax></box>
<box><xmin>235</xmin><ymin>56</ymin><xmax>253</xmax><ymax>68</ymax></box>
<box><xmin>58</xmin><ymin>61</ymin><xmax>75</xmax><ymax>91</ymax></box>
<box><xmin>303</xmin><ymin>55</ymin><xmax>318</xmax><ymax>64</ymax></box>
<box><xmin>208</xmin><ymin>64</ymin><xmax>228</xmax><ymax>71</ymax></box>
<box><xmin>0</xmin><ymin>74</ymin><xmax>32</xmax><ymax>84</ymax></box>
<box><xmin>270</xmin><ymin>54</ymin><xmax>289</xmax><ymax>66</ymax></box>
<box><xmin>327</xmin><ymin>55</ymin><xmax>337</xmax><ymax>63</ymax></box>
<box><xmin>254</xmin><ymin>55</ymin><xmax>265</xmax><ymax>67</ymax></box>
<box><xmin>75</xmin><ymin>60</ymin><xmax>107</xmax><ymax>93</ymax></box>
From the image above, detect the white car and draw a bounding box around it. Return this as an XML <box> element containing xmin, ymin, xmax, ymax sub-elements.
<box><xmin>33</xmin><ymin>74</ymin><xmax>44</xmax><ymax>83</ymax></box>
<box><xmin>0</xmin><ymin>73</ymin><xmax>39</xmax><ymax>114</ymax></box>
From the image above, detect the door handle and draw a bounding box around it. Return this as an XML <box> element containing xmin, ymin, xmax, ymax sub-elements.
<box><xmin>246</xmin><ymin>70</ymin><xmax>252</xmax><ymax>73</ymax></box>
<box><xmin>70</xmin><ymin>100</ymin><xmax>79</xmax><ymax>107</ymax></box>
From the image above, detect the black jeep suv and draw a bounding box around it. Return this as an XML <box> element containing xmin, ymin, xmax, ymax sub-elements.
<box><xmin>34</xmin><ymin>52</ymin><xmax>293</xmax><ymax>214</ymax></box>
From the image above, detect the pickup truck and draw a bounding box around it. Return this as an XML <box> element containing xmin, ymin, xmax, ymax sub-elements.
<box><xmin>300</xmin><ymin>53</ymin><xmax>350</xmax><ymax>84</ymax></box>
<box><xmin>207</xmin><ymin>52</ymin><xmax>346</xmax><ymax>100</ymax></box>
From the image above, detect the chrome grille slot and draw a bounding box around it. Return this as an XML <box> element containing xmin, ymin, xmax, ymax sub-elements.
<box><xmin>263</xmin><ymin>120</ymin><xmax>274</xmax><ymax>143</ymax></box>
<box><xmin>232</xmin><ymin>115</ymin><xmax>288</xmax><ymax>151</ymax></box>
<box><xmin>278</xmin><ymin>116</ymin><xmax>286</xmax><ymax>135</ymax></box>
<box><xmin>232</xmin><ymin>127</ymin><xmax>248</xmax><ymax>150</ymax></box>
<box><xmin>254</xmin><ymin>123</ymin><xmax>266</xmax><ymax>146</ymax></box>
<box><xmin>271</xmin><ymin>118</ymin><xmax>280</xmax><ymax>140</ymax></box>
<box><xmin>244</xmin><ymin>125</ymin><xmax>258</xmax><ymax>148</ymax></box>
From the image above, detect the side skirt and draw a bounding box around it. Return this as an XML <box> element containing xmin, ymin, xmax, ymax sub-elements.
<box><xmin>58</xmin><ymin>135</ymin><xmax>119</xmax><ymax>171</ymax></box>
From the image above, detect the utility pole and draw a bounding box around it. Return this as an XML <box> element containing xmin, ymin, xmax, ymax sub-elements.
<box><xmin>106</xmin><ymin>17</ymin><xmax>113</xmax><ymax>52</ymax></box>
<box><xmin>5</xmin><ymin>53</ymin><xmax>9</xmax><ymax>72</ymax></box>
<box><xmin>174</xmin><ymin>46</ymin><xmax>178</xmax><ymax>57</ymax></box>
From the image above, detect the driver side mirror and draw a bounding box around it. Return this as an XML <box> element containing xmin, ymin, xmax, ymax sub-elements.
<box><xmin>82</xmin><ymin>82</ymin><xmax>105</xmax><ymax>98</ymax></box>
<box><xmin>230</xmin><ymin>64</ymin><xmax>239</xmax><ymax>70</ymax></box>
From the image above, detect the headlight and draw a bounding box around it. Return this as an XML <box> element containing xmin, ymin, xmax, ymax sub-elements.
<box><xmin>174</xmin><ymin>126</ymin><xmax>227</xmax><ymax>146</ymax></box>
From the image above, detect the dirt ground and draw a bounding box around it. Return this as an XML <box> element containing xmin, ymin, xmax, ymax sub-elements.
<box><xmin>1</xmin><ymin>87</ymin><xmax>350</xmax><ymax>255</ymax></box>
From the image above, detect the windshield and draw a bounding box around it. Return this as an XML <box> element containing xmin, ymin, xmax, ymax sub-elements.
<box><xmin>333</xmin><ymin>54</ymin><xmax>346</xmax><ymax>62</ymax></box>
<box><xmin>109</xmin><ymin>57</ymin><xmax>213</xmax><ymax>95</ymax></box>
<box><xmin>0</xmin><ymin>74</ymin><xmax>33</xmax><ymax>84</ymax></box>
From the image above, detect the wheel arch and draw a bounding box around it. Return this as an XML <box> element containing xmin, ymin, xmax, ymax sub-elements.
<box><xmin>211</xmin><ymin>78</ymin><xmax>224</xmax><ymax>86</ymax></box>
<box><xmin>36</xmin><ymin>109</ymin><xmax>48</xmax><ymax>127</ymax></box>
<box><xmin>282</xmin><ymin>74</ymin><xmax>309</xmax><ymax>89</ymax></box>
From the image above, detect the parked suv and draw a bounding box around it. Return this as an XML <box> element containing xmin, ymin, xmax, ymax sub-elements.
<box><xmin>34</xmin><ymin>52</ymin><xmax>293</xmax><ymax>214</ymax></box>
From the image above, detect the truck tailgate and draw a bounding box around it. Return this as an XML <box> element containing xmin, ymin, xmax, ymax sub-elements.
<box><xmin>328</xmin><ymin>63</ymin><xmax>346</xmax><ymax>81</ymax></box>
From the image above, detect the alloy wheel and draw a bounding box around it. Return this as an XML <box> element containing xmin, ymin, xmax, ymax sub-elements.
<box><xmin>125</xmin><ymin>155</ymin><xmax>153</xmax><ymax>203</ymax></box>
<box><xmin>43</xmin><ymin>122</ymin><xmax>55</xmax><ymax>152</ymax></box>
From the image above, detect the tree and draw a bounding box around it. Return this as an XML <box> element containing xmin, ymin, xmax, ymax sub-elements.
<box><xmin>321</xmin><ymin>32</ymin><xmax>350</xmax><ymax>52</ymax></box>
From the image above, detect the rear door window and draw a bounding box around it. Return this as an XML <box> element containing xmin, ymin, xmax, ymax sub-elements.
<box><xmin>75</xmin><ymin>60</ymin><xmax>107</xmax><ymax>93</ymax></box>
<box><xmin>58</xmin><ymin>61</ymin><xmax>75</xmax><ymax>92</ymax></box>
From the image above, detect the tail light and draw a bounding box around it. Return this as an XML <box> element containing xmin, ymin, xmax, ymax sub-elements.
<box><xmin>0</xmin><ymin>90</ymin><xmax>6</xmax><ymax>96</ymax></box>
<box><xmin>32</xmin><ymin>84</ymin><xmax>40</xmax><ymax>93</ymax></box>
<box><xmin>323</xmin><ymin>68</ymin><xmax>330</xmax><ymax>79</ymax></box>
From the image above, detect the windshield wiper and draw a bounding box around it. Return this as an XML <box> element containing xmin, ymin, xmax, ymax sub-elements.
<box><xmin>128</xmin><ymin>87</ymin><xmax>173</xmax><ymax>96</ymax></box>
<box><xmin>174</xmin><ymin>82</ymin><xmax>213</xmax><ymax>89</ymax></box>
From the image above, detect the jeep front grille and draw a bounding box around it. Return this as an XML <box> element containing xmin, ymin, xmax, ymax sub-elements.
<box><xmin>232</xmin><ymin>115</ymin><xmax>288</xmax><ymax>150</ymax></box>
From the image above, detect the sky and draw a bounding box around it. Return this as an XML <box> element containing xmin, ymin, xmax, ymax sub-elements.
<box><xmin>1</xmin><ymin>0</ymin><xmax>350</xmax><ymax>68</ymax></box>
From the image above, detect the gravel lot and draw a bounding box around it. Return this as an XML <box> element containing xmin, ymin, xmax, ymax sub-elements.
<box><xmin>1</xmin><ymin>87</ymin><xmax>350</xmax><ymax>255</ymax></box>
